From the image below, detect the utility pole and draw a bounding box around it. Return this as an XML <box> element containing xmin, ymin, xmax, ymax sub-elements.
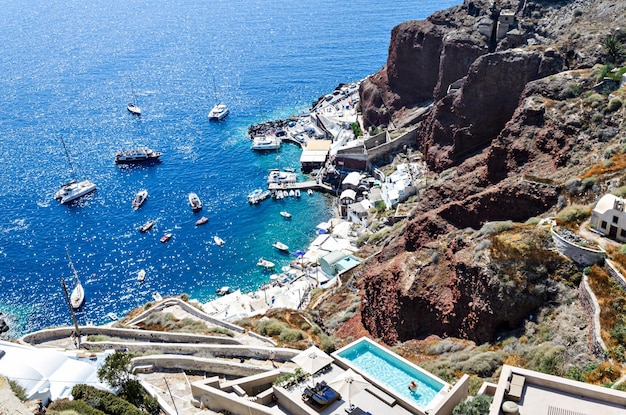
<box><xmin>61</xmin><ymin>277</ymin><xmax>81</xmax><ymax>345</ymax></box>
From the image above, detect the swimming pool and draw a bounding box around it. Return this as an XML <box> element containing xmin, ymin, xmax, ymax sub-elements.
<box><xmin>333</xmin><ymin>338</ymin><xmax>448</xmax><ymax>411</ymax></box>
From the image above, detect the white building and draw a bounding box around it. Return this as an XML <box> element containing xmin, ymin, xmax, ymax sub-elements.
<box><xmin>380</xmin><ymin>164</ymin><xmax>417</xmax><ymax>209</ymax></box>
<box><xmin>590</xmin><ymin>194</ymin><xmax>626</xmax><ymax>242</ymax></box>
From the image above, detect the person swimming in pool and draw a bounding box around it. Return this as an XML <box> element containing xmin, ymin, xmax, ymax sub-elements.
<box><xmin>408</xmin><ymin>380</ymin><xmax>417</xmax><ymax>392</ymax></box>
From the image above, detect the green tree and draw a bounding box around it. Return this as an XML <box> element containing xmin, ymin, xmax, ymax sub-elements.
<box><xmin>604</xmin><ymin>36</ymin><xmax>624</xmax><ymax>64</ymax></box>
<box><xmin>97</xmin><ymin>351</ymin><xmax>134</xmax><ymax>391</ymax></box>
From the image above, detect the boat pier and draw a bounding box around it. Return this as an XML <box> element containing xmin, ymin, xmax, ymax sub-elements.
<box><xmin>268</xmin><ymin>180</ymin><xmax>333</xmax><ymax>194</ymax></box>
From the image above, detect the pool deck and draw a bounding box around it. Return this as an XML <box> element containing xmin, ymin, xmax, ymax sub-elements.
<box><xmin>278</xmin><ymin>364</ymin><xmax>415</xmax><ymax>415</ymax></box>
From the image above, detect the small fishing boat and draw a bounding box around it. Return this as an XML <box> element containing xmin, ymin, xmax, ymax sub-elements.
<box><xmin>272</xmin><ymin>241</ymin><xmax>289</xmax><ymax>252</ymax></box>
<box><xmin>189</xmin><ymin>192</ymin><xmax>203</xmax><ymax>210</ymax></box>
<box><xmin>152</xmin><ymin>292</ymin><xmax>162</xmax><ymax>302</ymax></box>
<box><xmin>308</xmin><ymin>189</ymin><xmax>313</xmax><ymax>195</ymax></box>
<box><xmin>196</xmin><ymin>216</ymin><xmax>209</xmax><ymax>226</ymax></box>
<box><xmin>216</xmin><ymin>286</ymin><xmax>232</xmax><ymax>296</ymax></box>
<box><xmin>257</xmin><ymin>258</ymin><xmax>275</xmax><ymax>269</ymax></box>
<box><xmin>132</xmin><ymin>189</ymin><xmax>148</xmax><ymax>209</ymax></box>
<box><xmin>107</xmin><ymin>312</ymin><xmax>119</xmax><ymax>321</ymax></box>
<box><xmin>139</xmin><ymin>220</ymin><xmax>155</xmax><ymax>233</ymax></box>
<box><xmin>160</xmin><ymin>233</ymin><xmax>172</xmax><ymax>243</ymax></box>
<box><xmin>289</xmin><ymin>189</ymin><xmax>295</xmax><ymax>197</ymax></box>
<box><xmin>280</xmin><ymin>211</ymin><xmax>292</xmax><ymax>219</ymax></box>
<box><xmin>295</xmin><ymin>189</ymin><xmax>301</xmax><ymax>198</ymax></box>
<box><xmin>214</xmin><ymin>235</ymin><xmax>225</xmax><ymax>246</ymax></box>
<box><xmin>137</xmin><ymin>269</ymin><xmax>146</xmax><ymax>282</ymax></box>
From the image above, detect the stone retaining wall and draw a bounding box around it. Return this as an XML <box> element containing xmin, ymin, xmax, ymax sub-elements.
<box><xmin>604</xmin><ymin>259</ymin><xmax>626</xmax><ymax>292</ymax></box>
<box><xmin>82</xmin><ymin>340</ymin><xmax>299</xmax><ymax>362</ymax></box>
<box><xmin>579</xmin><ymin>274</ymin><xmax>608</xmax><ymax>356</ymax></box>
<box><xmin>22</xmin><ymin>326</ymin><xmax>241</xmax><ymax>346</ymax></box>
<box><xmin>551</xmin><ymin>227</ymin><xmax>606</xmax><ymax>266</ymax></box>
<box><xmin>134</xmin><ymin>355</ymin><xmax>271</xmax><ymax>378</ymax></box>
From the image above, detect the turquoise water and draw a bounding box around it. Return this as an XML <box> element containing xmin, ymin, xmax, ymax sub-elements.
<box><xmin>336</xmin><ymin>338</ymin><xmax>445</xmax><ymax>408</ymax></box>
<box><xmin>0</xmin><ymin>0</ymin><xmax>460</xmax><ymax>337</ymax></box>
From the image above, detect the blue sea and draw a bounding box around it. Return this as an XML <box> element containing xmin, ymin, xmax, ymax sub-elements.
<box><xmin>0</xmin><ymin>0</ymin><xmax>459</xmax><ymax>337</ymax></box>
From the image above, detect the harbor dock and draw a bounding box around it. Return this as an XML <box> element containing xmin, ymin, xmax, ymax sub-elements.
<box><xmin>268</xmin><ymin>180</ymin><xmax>333</xmax><ymax>194</ymax></box>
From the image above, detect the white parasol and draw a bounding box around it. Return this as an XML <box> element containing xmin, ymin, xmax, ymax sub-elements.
<box><xmin>292</xmin><ymin>345</ymin><xmax>333</xmax><ymax>385</ymax></box>
<box><xmin>327</xmin><ymin>369</ymin><xmax>369</xmax><ymax>408</ymax></box>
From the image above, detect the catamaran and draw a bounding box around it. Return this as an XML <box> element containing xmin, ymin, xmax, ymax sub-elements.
<box><xmin>54</xmin><ymin>136</ymin><xmax>96</xmax><ymax>205</ymax></box>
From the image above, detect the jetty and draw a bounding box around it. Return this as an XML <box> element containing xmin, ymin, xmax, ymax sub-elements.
<box><xmin>268</xmin><ymin>180</ymin><xmax>333</xmax><ymax>194</ymax></box>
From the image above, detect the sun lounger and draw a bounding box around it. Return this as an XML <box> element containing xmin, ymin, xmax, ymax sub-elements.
<box><xmin>505</xmin><ymin>374</ymin><xmax>525</xmax><ymax>402</ymax></box>
<box><xmin>302</xmin><ymin>385</ymin><xmax>341</xmax><ymax>411</ymax></box>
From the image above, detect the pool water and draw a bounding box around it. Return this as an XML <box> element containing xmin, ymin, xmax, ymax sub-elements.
<box><xmin>335</xmin><ymin>338</ymin><xmax>447</xmax><ymax>409</ymax></box>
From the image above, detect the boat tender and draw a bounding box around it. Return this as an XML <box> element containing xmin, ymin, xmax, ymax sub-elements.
<box><xmin>137</xmin><ymin>269</ymin><xmax>146</xmax><ymax>282</ymax></box>
<box><xmin>196</xmin><ymin>216</ymin><xmax>209</xmax><ymax>226</ymax></box>
<box><xmin>132</xmin><ymin>189</ymin><xmax>148</xmax><ymax>209</ymax></box>
<box><xmin>257</xmin><ymin>258</ymin><xmax>275</xmax><ymax>269</ymax></box>
<box><xmin>160</xmin><ymin>233</ymin><xmax>172</xmax><ymax>243</ymax></box>
<box><xmin>272</xmin><ymin>241</ymin><xmax>289</xmax><ymax>252</ymax></box>
<box><xmin>188</xmin><ymin>192</ymin><xmax>203</xmax><ymax>210</ymax></box>
<box><xmin>214</xmin><ymin>235</ymin><xmax>225</xmax><ymax>246</ymax></box>
<box><xmin>139</xmin><ymin>220</ymin><xmax>155</xmax><ymax>233</ymax></box>
<box><xmin>280</xmin><ymin>211</ymin><xmax>292</xmax><ymax>219</ymax></box>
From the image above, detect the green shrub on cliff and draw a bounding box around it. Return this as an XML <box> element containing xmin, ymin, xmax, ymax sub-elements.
<box><xmin>556</xmin><ymin>204</ymin><xmax>590</xmax><ymax>223</ymax></box>
<box><xmin>256</xmin><ymin>318</ymin><xmax>287</xmax><ymax>336</ymax></box>
<box><xmin>607</xmin><ymin>97</ymin><xmax>623</xmax><ymax>112</ymax></box>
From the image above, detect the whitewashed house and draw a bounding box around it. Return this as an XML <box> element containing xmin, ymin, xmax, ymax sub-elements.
<box><xmin>590</xmin><ymin>193</ymin><xmax>626</xmax><ymax>242</ymax></box>
<box><xmin>380</xmin><ymin>164</ymin><xmax>416</xmax><ymax>209</ymax></box>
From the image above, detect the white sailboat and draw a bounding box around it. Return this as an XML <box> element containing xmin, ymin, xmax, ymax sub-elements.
<box><xmin>208</xmin><ymin>75</ymin><xmax>229</xmax><ymax>121</ymax></box>
<box><xmin>127</xmin><ymin>75</ymin><xmax>142</xmax><ymax>116</ymax></box>
<box><xmin>54</xmin><ymin>136</ymin><xmax>97</xmax><ymax>204</ymax></box>
<box><xmin>66</xmin><ymin>247</ymin><xmax>85</xmax><ymax>310</ymax></box>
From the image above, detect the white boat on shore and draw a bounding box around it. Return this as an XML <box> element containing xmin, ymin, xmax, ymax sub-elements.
<box><xmin>214</xmin><ymin>235</ymin><xmax>225</xmax><ymax>246</ymax></box>
<box><xmin>137</xmin><ymin>269</ymin><xmax>146</xmax><ymax>282</ymax></box>
<box><xmin>272</xmin><ymin>241</ymin><xmax>289</xmax><ymax>252</ymax></box>
<box><xmin>132</xmin><ymin>189</ymin><xmax>148</xmax><ymax>209</ymax></box>
<box><xmin>257</xmin><ymin>258</ymin><xmax>275</xmax><ymax>269</ymax></box>
<box><xmin>189</xmin><ymin>192</ymin><xmax>203</xmax><ymax>210</ymax></box>
<box><xmin>280</xmin><ymin>211</ymin><xmax>292</xmax><ymax>219</ymax></box>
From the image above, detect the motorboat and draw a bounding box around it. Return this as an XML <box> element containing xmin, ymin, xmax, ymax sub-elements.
<box><xmin>251</xmin><ymin>135</ymin><xmax>281</xmax><ymax>151</ymax></box>
<box><xmin>295</xmin><ymin>189</ymin><xmax>301</xmax><ymax>198</ymax></box>
<box><xmin>55</xmin><ymin>136</ymin><xmax>97</xmax><ymax>205</ymax></box>
<box><xmin>55</xmin><ymin>179</ymin><xmax>97</xmax><ymax>204</ymax></box>
<box><xmin>257</xmin><ymin>258</ymin><xmax>275</xmax><ymax>269</ymax></box>
<box><xmin>248</xmin><ymin>189</ymin><xmax>271</xmax><ymax>204</ymax></box>
<box><xmin>66</xmin><ymin>248</ymin><xmax>85</xmax><ymax>310</ymax></box>
<box><xmin>189</xmin><ymin>192</ymin><xmax>203</xmax><ymax>210</ymax></box>
<box><xmin>107</xmin><ymin>312</ymin><xmax>119</xmax><ymax>321</ymax></box>
<box><xmin>268</xmin><ymin>170</ymin><xmax>296</xmax><ymax>184</ymax></box>
<box><xmin>280</xmin><ymin>211</ymin><xmax>292</xmax><ymax>219</ymax></box>
<box><xmin>283</xmin><ymin>167</ymin><xmax>296</xmax><ymax>173</ymax></box>
<box><xmin>132</xmin><ymin>189</ymin><xmax>148</xmax><ymax>209</ymax></box>
<box><xmin>216</xmin><ymin>286</ymin><xmax>232</xmax><ymax>296</ymax></box>
<box><xmin>272</xmin><ymin>241</ymin><xmax>289</xmax><ymax>252</ymax></box>
<box><xmin>214</xmin><ymin>235</ymin><xmax>225</xmax><ymax>246</ymax></box>
<box><xmin>308</xmin><ymin>189</ymin><xmax>313</xmax><ymax>195</ymax></box>
<box><xmin>289</xmin><ymin>190</ymin><xmax>295</xmax><ymax>197</ymax></box>
<box><xmin>139</xmin><ymin>220</ymin><xmax>155</xmax><ymax>233</ymax></box>
<box><xmin>115</xmin><ymin>148</ymin><xmax>162</xmax><ymax>164</ymax></box>
<box><xmin>196</xmin><ymin>216</ymin><xmax>209</xmax><ymax>226</ymax></box>
<box><xmin>208</xmin><ymin>102</ymin><xmax>230</xmax><ymax>121</ymax></box>
<box><xmin>152</xmin><ymin>292</ymin><xmax>162</xmax><ymax>302</ymax></box>
<box><xmin>160</xmin><ymin>233</ymin><xmax>172</xmax><ymax>243</ymax></box>
<box><xmin>137</xmin><ymin>269</ymin><xmax>146</xmax><ymax>282</ymax></box>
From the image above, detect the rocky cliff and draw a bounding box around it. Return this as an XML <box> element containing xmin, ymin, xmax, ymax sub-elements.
<box><xmin>348</xmin><ymin>0</ymin><xmax>626</xmax><ymax>345</ymax></box>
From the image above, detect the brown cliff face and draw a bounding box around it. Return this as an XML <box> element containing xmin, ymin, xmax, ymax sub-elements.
<box><xmin>421</xmin><ymin>49</ymin><xmax>564</xmax><ymax>171</ymax></box>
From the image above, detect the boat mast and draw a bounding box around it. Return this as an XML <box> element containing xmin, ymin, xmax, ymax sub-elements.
<box><xmin>129</xmin><ymin>75</ymin><xmax>139</xmax><ymax>105</ymax></box>
<box><xmin>65</xmin><ymin>246</ymin><xmax>81</xmax><ymax>284</ymax></box>
<box><xmin>60</xmin><ymin>136</ymin><xmax>76</xmax><ymax>180</ymax></box>
<box><xmin>61</xmin><ymin>277</ymin><xmax>81</xmax><ymax>343</ymax></box>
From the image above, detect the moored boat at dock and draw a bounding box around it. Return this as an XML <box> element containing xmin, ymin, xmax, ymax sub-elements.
<box><xmin>248</xmin><ymin>188</ymin><xmax>271</xmax><ymax>204</ymax></box>
<box><xmin>251</xmin><ymin>135</ymin><xmax>281</xmax><ymax>151</ymax></box>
